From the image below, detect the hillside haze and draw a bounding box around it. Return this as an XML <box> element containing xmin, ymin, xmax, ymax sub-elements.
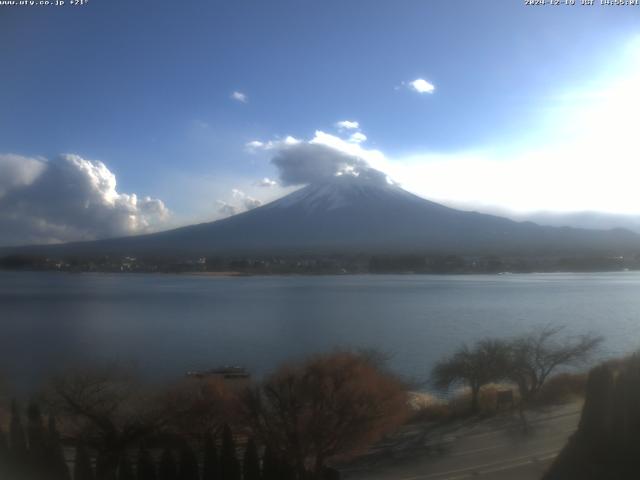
<box><xmin>9</xmin><ymin>173</ymin><xmax>640</xmax><ymax>258</ymax></box>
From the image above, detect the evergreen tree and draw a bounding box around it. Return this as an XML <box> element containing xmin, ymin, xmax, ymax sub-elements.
<box><xmin>47</xmin><ymin>414</ymin><xmax>71</xmax><ymax>480</ymax></box>
<box><xmin>321</xmin><ymin>467</ymin><xmax>341</xmax><ymax>480</ymax></box>
<box><xmin>178</xmin><ymin>443</ymin><xmax>199</xmax><ymax>480</ymax></box>
<box><xmin>27</xmin><ymin>402</ymin><xmax>47</xmax><ymax>473</ymax></box>
<box><xmin>201</xmin><ymin>433</ymin><xmax>219</xmax><ymax>480</ymax></box>
<box><xmin>277</xmin><ymin>457</ymin><xmax>294</xmax><ymax>480</ymax></box>
<box><xmin>220</xmin><ymin>425</ymin><xmax>240</xmax><ymax>480</ymax></box>
<box><xmin>9</xmin><ymin>399</ymin><xmax>27</xmax><ymax>477</ymax></box>
<box><xmin>158</xmin><ymin>448</ymin><xmax>178</xmax><ymax>480</ymax></box>
<box><xmin>118</xmin><ymin>454</ymin><xmax>135</xmax><ymax>480</ymax></box>
<box><xmin>136</xmin><ymin>445</ymin><xmax>156</xmax><ymax>480</ymax></box>
<box><xmin>242</xmin><ymin>439</ymin><xmax>260</xmax><ymax>480</ymax></box>
<box><xmin>260</xmin><ymin>446</ymin><xmax>278</xmax><ymax>480</ymax></box>
<box><xmin>96</xmin><ymin>450</ymin><xmax>118</xmax><ymax>480</ymax></box>
<box><xmin>74</xmin><ymin>445</ymin><xmax>96</xmax><ymax>480</ymax></box>
<box><xmin>10</xmin><ymin>400</ymin><xmax>27</xmax><ymax>462</ymax></box>
<box><xmin>0</xmin><ymin>427</ymin><xmax>10</xmax><ymax>478</ymax></box>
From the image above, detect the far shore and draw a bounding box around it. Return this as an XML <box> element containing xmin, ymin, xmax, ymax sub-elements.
<box><xmin>1</xmin><ymin>268</ymin><xmax>640</xmax><ymax>277</ymax></box>
<box><xmin>184</xmin><ymin>270</ymin><xmax>252</xmax><ymax>277</ymax></box>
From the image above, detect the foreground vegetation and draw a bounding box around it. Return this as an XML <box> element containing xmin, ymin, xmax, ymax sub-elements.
<box><xmin>545</xmin><ymin>353</ymin><xmax>640</xmax><ymax>479</ymax></box>
<box><xmin>431</xmin><ymin>326</ymin><xmax>601</xmax><ymax>422</ymax></box>
<box><xmin>0</xmin><ymin>351</ymin><xmax>408</xmax><ymax>480</ymax></box>
<box><xmin>0</xmin><ymin>327</ymin><xmax>607</xmax><ymax>479</ymax></box>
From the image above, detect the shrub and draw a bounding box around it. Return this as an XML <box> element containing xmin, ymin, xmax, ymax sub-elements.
<box><xmin>535</xmin><ymin>373</ymin><xmax>587</xmax><ymax>406</ymax></box>
<box><xmin>243</xmin><ymin>350</ymin><xmax>408</xmax><ymax>477</ymax></box>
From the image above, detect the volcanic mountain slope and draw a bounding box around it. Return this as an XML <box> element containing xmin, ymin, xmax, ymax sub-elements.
<box><xmin>8</xmin><ymin>174</ymin><xmax>640</xmax><ymax>257</ymax></box>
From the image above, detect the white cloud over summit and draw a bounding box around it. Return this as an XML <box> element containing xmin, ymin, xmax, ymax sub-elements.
<box><xmin>252</xmin><ymin>127</ymin><xmax>388</xmax><ymax>187</ymax></box>
<box><xmin>246</xmin><ymin>120</ymin><xmax>392</xmax><ymax>189</ymax></box>
<box><xmin>0</xmin><ymin>154</ymin><xmax>169</xmax><ymax>246</ymax></box>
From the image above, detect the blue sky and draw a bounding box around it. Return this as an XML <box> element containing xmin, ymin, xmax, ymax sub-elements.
<box><xmin>1</xmin><ymin>0</ymin><xmax>640</xmax><ymax>244</ymax></box>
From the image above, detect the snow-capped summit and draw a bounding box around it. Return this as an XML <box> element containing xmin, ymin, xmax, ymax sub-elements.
<box><xmin>264</xmin><ymin>173</ymin><xmax>421</xmax><ymax>213</ymax></box>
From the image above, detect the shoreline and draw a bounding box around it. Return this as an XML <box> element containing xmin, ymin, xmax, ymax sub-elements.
<box><xmin>1</xmin><ymin>268</ymin><xmax>639</xmax><ymax>278</ymax></box>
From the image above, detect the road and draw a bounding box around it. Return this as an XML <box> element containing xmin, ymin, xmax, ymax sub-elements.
<box><xmin>342</xmin><ymin>403</ymin><xmax>581</xmax><ymax>480</ymax></box>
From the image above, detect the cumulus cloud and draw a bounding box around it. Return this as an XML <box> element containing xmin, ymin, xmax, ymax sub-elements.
<box><xmin>349</xmin><ymin>132</ymin><xmax>367</xmax><ymax>144</ymax></box>
<box><xmin>217</xmin><ymin>201</ymin><xmax>238</xmax><ymax>217</ymax></box>
<box><xmin>245</xmin><ymin>140</ymin><xmax>265</xmax><ymax>152</ymax></box>
<box><xmin>0</xmin><ymin>154</ymin><xmax>169</xmax><ymax>246</ymax></box>
<box><xmin>0</xmin><ymin>154</ymin><xmax>46</xmax><ymax>198</ymax></box>
<box><xmin>217</xmin><ymin>189</ymin><xmax>263</xmax><ymax>218</ymax></box>
<box><xmin>243</xmin><ymin>196</ymin><xmax>262</xmax><ymax>210</ymax></box>
<box><xmin>245</xmin><ymin>136</ymin><xmax>300</xmax><ymax>153</ymax></box>
<box><xmin>255</xmin><ymin>177</ymin><xmax>277</xmax><ymax>187</ymax></box>
<box><xmin>408</xmin><ymin>78</ymin><xmax>435</xmax><ymax>94</ymax></box>
<box><xmin>231</xmin><ymin>91</ymin><xmax>248</xmax><ymax>103</ymax></box>
<box><xmin>335</xmin><ymin>120</ymin><xmax>359</xmax><ymax>130</ymax></box>
<box><xmin>231</xmin><ymin>188</ymin><xmax>245</xmax><ymax>200</ymax></box>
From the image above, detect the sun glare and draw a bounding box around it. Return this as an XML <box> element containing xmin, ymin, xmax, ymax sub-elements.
<box><xmin>388</xmin><ymin>37</ymin><xmax>640</xmax><ymax>215</ymax></box>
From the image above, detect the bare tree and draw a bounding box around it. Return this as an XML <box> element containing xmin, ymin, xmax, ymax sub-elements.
<box><xmin>506</xmin><ymin>326</ymin><xmax>602</xmax><ymax>404</ymax></box>
<box><xmin>45</xmin><ymin>366</ymin><xmax>166</xmax><ymax>477</ymax></box>
<box><xmin>432</xmin><ymin>339</ymin><xmax>509</xmax><ymax>413</ymax></box>
<box><xmin>242</xmin><ymin>350</ymin><xmax>408</xmax><ymax>478</ymax></box>
<box><xmin>505</xmin><ymin>325</ymin><xmax>602</xmax><ymax>426</ymax></box>
<box><xmin>158</xmin><ymin>376</ymin><xmax>237</xmax><ymax>440</ymax></box>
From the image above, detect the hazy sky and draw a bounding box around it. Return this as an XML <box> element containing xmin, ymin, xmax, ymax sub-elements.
<box><xmin>1</xmin><ymin>0</ymin><xmax>640</xmax><ymax>244</ymax></box>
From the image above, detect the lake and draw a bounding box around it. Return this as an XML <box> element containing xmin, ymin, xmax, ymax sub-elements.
<box><xmin>1</xmin><ymin>271</ymin><xmax>640</xmax><ymax>391</ymax></box>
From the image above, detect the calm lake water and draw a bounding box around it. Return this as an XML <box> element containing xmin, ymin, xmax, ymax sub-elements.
<box><xmin>2</xmin><ymin>271</ymin><xmax>640</xmax><ymax>390</ymax></box>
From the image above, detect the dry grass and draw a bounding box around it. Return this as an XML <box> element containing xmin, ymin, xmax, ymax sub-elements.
<box><xmin>407</xmin><ymin>384</ymin><xmax>518</xmax><ymax>423</ymax></box>
<box><xmin>448</xmin><ymin>383</ymin><xmax>521</xmax><ymax>416</ymax></box>
<box><xmin>407</xmin><ymin>392</ymin><xmax>451</xmax><ymax>423</ymax></box>
<box><xmin>408</xmin><ymin>374</ymin><xmax>587</xmax><ymax>425</ymax></box>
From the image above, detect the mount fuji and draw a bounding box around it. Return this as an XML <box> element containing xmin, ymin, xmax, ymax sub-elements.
<box><xmin>12</xmin><ymin>173</ymin><xmax>640</xmax><ymax>257</ymax></box>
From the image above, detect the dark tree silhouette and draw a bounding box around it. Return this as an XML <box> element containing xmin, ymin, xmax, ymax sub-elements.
<box><xmin>136</xmin><ymin>445</ymin><xmax>156</xmax><ymax>480</ymax></box>
<box><xmin>74</xmin><ymin>445</ymin><xmax>96</xmax><ymax>480</ymax></box>
<box><xmin>27</xmin><ymin>402</ymin><xmax>48</xmax><ymax>473</ymax></box>
<box><xmin>160</xmin><ymin>377</ymin><xmax>236</xmax><ymax>440</ymax></box>
<box><xmin>242</xmin><ymin>438</ymin><xmax>260</xmax><ymax>480</ymax></box>
<box><xmin>96</xmin><ymin>449</ymin><xmax>119</xmax><ymax>480</ymax></box>
<box><xmin>9</xmin><ymin>400</ymin><xmax>27</xmax><ymax>464</ymax></box>
<box><xmin>544</xmin><ymin>355</ymin><xmax>640</xmax><ymax>479</ymax></box>
<box><xmin>220</xmin><ymin>425</ymin><xmax>240</xmax><ymax>480</ymax></box>
<box><xmin>118</xmin><ymin>454</ymin><xmax>135</xmax><ymax>480</ymax></box>
<box><xmin>432</xmin><ymin>339</ymin><xmax>509</xmax><ymax>413</ymax></box>
<box><xmin>178</xmin><ymin>443</ymin><xmax>199</xmax><ymax>480</ymax></box>
<box><xmin>0</xmin><ymin>426</ymin><xmax>9</xmax><ymax>478</ymax></box>
<box><xmin>277</xmin><ymin>457</ymin><xmax>295</xmax><ymax>480</ymax></box>
<box><xmin>260</xmin><ymin>445</ymin><xmax>278</xmax><ymax>480</ymax></box>
<box><xmin>321</xmin><ymin>466</ymin><xmax>341</xmax><ymax>480</ymax></box>
<box><xmin>48</xmin><ymin>414</ymin><xmax>71</xmax><ymax>480</ymax></box>
<box><xmin>201</xmin><ymin>433</ymin><xmax>219</xmax><ymax>480</ymax></box>
<box><xmin>158</xmin><ymin>448</ymin><xmax>178</xmax><ymax>480</ymax></box>
<box><xmin>49</xmin><ymin>367</ymin><xmax>166</xmax><ymax>478</ymax></box>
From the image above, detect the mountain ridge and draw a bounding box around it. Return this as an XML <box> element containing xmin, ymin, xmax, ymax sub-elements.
<box><xmin>3</xmin><ymin>175</ymin><xmax>640</xmax><ymax>257</ymax></box>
